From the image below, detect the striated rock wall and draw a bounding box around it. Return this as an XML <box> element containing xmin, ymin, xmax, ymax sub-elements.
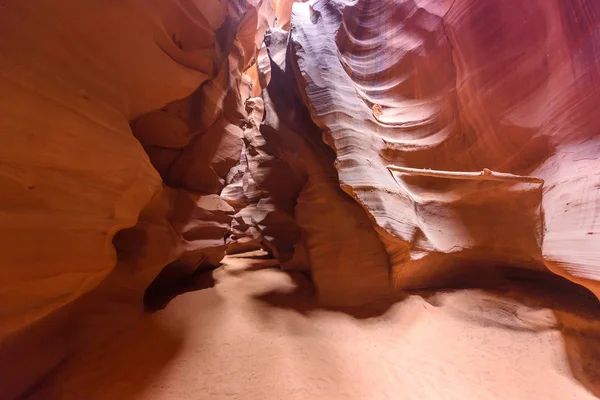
<box><xmin>2</xmin><ymin>0</ymin><xmax>600</xmax><ymax>397</ymax></box>
<box><xmin>261</xmin><ymin>28</ymin><xmax>393</xmax><ymax>303</ymax></box>
<box><xmin>289</xmin><ymin>0</ymin><xmax>600</xmax><ymax>298</ymax></box>
<box><xmin>0</xmin><ymin>1</ymin><xmax>281</xmax><ymax>398</ymax></box>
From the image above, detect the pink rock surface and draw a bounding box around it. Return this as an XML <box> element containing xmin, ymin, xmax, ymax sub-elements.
<box><xmin>2</xmin><ymin>0</ymin><xmax>600</xmax><ymax>398</ymax></box>
<box><xmin>0</xmin><ymin>1</ymin><xmax>267</xmax><ymax>397</ymax></box>
<box><xmin>290</xmin><ymin>0</ymin><xmax>600</xmax><ymax>299</ymax></box>
<box><xmin>257</xmin><ymin>32</ymin><xmax>393</xmax><ymax>302</ymax></box>
<box><xmin>0</xmin><ymin>0</ymin><xmax>223</xmax><ymax>342</ymax></box>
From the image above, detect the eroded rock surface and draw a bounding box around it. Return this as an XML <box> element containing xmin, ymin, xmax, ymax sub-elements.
<box><xmin>0</xmin><ymin>1</ymin><xmax>278</xmax><ymax>398</ymax></box>
<box><xmin>2</xmin><ymin>0</ymin><xmax>600</xmax><ymax>398</ymax></box>
<box><xmin>289</xmin><ymin>0</ymin><xmax>600</xmax><ymax>297</ymax></box>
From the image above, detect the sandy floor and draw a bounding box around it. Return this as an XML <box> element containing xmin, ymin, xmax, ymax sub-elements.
<box><xmin>27</xmin><ymin>252</ymin><xmax>600</xmax><ymax>400</ymax></box>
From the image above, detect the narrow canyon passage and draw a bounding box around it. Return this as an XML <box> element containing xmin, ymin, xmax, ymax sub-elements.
<box><xmin>27</xmin><ymin>253</ymin><xmax>600</xmax><ymax>400</ymax></box>
<box><xmin>3</xmin><ymin>1</ymin><xmax>600</xmax><ymax>398</ymax></box>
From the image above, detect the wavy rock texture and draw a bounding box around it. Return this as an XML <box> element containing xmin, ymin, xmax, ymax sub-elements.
<box><xmin>0</xmin><ymin>0</ymin><xmax>274</xmax><ymax>398</ymax></box>
<box><xmin>290</xmin><ymin>0</ymin><xmax>600</xmax><ymax>298</ymax></box>
<box><xmin>220</xmin><ymin>26</ymin><xmax>393</xmax><ymax>302</ymax></box>
<box><xmin>260</xmin><ymin>28</ymin><xmax>393</xmax><ymax>303</ymax></box>
<box><xmin>3</xmin><ymin>0</ymin><xmax>600</xmax><ymax>398</ymax></box>
<box><xmin>220</xmin><ymin>39</ymin><xmax>307</xmax><ymax>268</ymax></box>
<box><xmin>0</xmin><ymin>0</ymin><xmax>228</xmax><ymax>344</ymax></box>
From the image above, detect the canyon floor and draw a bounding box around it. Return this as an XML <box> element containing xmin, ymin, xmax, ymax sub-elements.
<box><xmin>26</xmin><ymin>252</ymin><xmax>600</xmax><ymax>400</ymax></box>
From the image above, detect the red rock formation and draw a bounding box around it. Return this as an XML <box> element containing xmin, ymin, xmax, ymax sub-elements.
<box><xmin>289</xmin><ymin>0</ymin><xmax>600</xmax><ymax>299</ymax></box>
<box><xmin>219</xmin><ymin>25</ymin><xmax>393</xmax><ymax>288</ymax></box>
<box><xmin>258</xmin><ymin>28</ymin><xmax>393</xmax><ymax>302</ymax></box>
<box><xmin>272</xmin><ymin>0</ymin><xmax>310</xmax><ymax>30</ymax></box>
<box><xmin>0</xmin><ymin>0</ymin><xmax>223</xmax><ymax>345</ymax></box>
<box><xmin>2</xmin><ymin>0</ymin><xmax>600</xmax><ymax>397</ymax></box>
<box><xmin>0</xmin><ymin>1</ymin><xmax>272</xmax><ymax>398</ymax></box>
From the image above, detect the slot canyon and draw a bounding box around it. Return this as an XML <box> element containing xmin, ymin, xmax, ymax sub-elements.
<box><xmin>2</xmin><ymin>0</ymin><xmax>600</xmax><ymax>398</ymax></box>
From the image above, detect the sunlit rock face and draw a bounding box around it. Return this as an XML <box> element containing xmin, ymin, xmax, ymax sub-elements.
<box><xmin>0</xmin><ymin>0</ymin><xmax>273</xmax><ymax>398</ymax></box>
<box><xmin>290</xmin><ymin>0</ymin><xmax>600</xmax><ymax>297</ymax></box>
<box><xmin>1</xmin><ymin>0</ymin><xmax>600</xmax><ymax>398</ymax></box>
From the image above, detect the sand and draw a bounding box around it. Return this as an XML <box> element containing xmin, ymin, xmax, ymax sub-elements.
<box><xmin>26</xmin><ymin>252</ymin><xmax>600</xmax><ymax>400</ymax></box>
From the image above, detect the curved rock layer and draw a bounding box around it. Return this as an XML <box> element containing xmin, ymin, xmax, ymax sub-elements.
<box><xmin>2</xmin><ymin>0</ymin><xmax>600</xmax><ymax>398</ymax></box>
<box><xmin>0</xmin><ymin>0</ymin><xmax>279</xmax><ymax>398</ymax></box>
<box><xmin>261</xmin><ymin>29</ymin><xmax>393</xmax><ymax>303</ymax></box>
<box><xmin>0</xmin><ymin>0</ymin><xmax>229</xmax><ymax>342</ymax></box>
<box><xmin>290</xmin><ymin>0</ymin><xmax>600</xmax><ymax>297</ymax></box>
